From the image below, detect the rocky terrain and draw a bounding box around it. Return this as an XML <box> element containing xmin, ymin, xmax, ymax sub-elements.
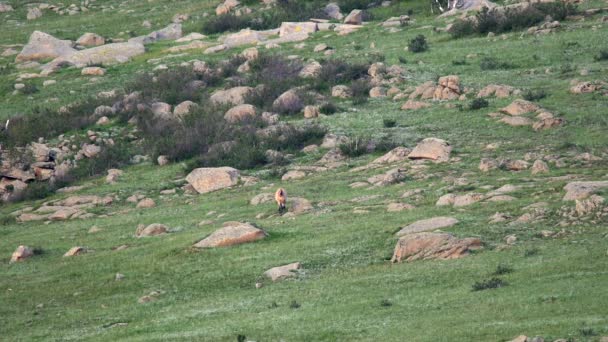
<box><xmin>1</xmin><ymin>0</ymin><xmax>607</xmax><ymax>341</ymax></box>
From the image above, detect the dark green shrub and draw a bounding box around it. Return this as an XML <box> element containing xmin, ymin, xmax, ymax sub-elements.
<box><xmin>339</xmin><ymin>137</ymin><xmax>370</xmax><ymax>157</ymax></box>
<box><xmin>383</xmin><ymin>119</ymin><xmax>397</xmax><ymax>128</ymax></box>
<box><xmin>398</xmin><ymin>56</ymin><xmax>407</xmax><ymax>64</ymax></box>
<box><xmin>451</xmin><ymin>58</ymin><xmax>467</xmax><ymax>66</ymax></box>
<box><xmin>522</xmin><ymin>89</ymin><xmax>548</xmax><ymax>101</ymax></box>
<box><xmin>319</xmin><ymin>102</ymin><xmax>339</xmax><ymax>115</ymax></box>
<box><xmin>21</xmin><ymin>84</ymin><xmax>39</xmax><ymax>95</ymax></box>
<box><xmin>314</xmin><ymin>60</ymin><xmax>369</xmax><ymax>91</ymax></box>
<box><xmin>350</xmin><ymin>79</ymin><xmax>371</xmax><ymax>105</ymax></box>
<box><xmin>472</xmin><ymin>277</ymin><xmax>507</xmax><ymax>291</ymax></box>
<box><xmin>448</xmin><ymin>19</ymin><xmax>476</xmax><ymax>38</ymax></box>
<box><xmin>70</xmin><ymin>141</ymin><xmax>134</xmax><ymax>179</ymax></box>
<box><xmin>468</xmin><ymin>98</ymin><xmax>489</xmax><ymax>110</ymax></box>
<box><xmin>408</xmin><ymin>35</ymin><xmax>428</xmax><ymax>53</ymax></box>
<box><xmin>480</xmin><ymin>57</ymin><xmax>514</xmax><ymax>70</ymax></box>
<box><xmin>19</xmin><ymin>182</ymin><xmax>57</xmax><ymax>201</ymax></box>
<box><xmin>493</xmin><ymin>264</ymin><xmax>513</xmax><ymax>276</ymax></box>
<box><xmin>594</xmin><ymin>49</ymin><xmax>608</xmax><ymax>62</ymax></box>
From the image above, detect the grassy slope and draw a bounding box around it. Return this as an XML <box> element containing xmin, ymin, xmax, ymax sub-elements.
<box><xmin>1</xmin><ymin>0</ymin><xmax>608</xmax><ymax>340</ymax></box>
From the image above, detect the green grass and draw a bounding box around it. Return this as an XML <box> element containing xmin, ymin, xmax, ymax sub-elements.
<box><xmin>1</xmin><ymin>0</ymin><xmax>608</xmax><ymax>340</ymax></box>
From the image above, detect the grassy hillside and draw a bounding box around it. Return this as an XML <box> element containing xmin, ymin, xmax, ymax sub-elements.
<box><xmin>1</xmin><ymin>0</ymin><xmax>608</xmax><ymax>341</ymax></box>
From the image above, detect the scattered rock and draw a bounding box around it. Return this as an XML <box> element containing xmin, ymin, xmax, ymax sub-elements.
<box><xmin>408</xmin><ymin>138</ymin><xmax>452</xmax><ymax>162</ymax></box>
<box><xmin>186</xmin><ymin>167</ymin><xmax>240</xmax><ymax>194</ymax></box>
<box><xmin>76</xmin><ymin>33</ymin><xmax>105</xmax><ymax>47</ymax></box>
<box><xmin>224</xmin><ymin>104</ymin><xmax>256</xmax><ymax>123</ymax></box>
<box><xmin>387</xmin><ymin>203</ymin><xmax>415</xmax><ymax>212</ymax></box>
<box><xmin>264</xmin><ymin>262</ymin><xmax>301</xmax><ymax>281</ymax></box>
<box><xmin>63</xmin><ymin>246</ymin><xmax>87</xmax><ymax>257</ymax></box>
<box><xmin>391</xmin><ymin>232</ymin><xmax>482</xmax><ymax>262</ymax></box>
<box><xmin>372</xmin><ymin>147</ymin><xmax>411</xmax><ymax>164</ymax></box>
<box><xmin>136</xmin><ymin>198</ymin><xmax>156</xmax><ymax>209</ymax></box>
<box><xmin>10</xmin><ymin>245</ymin><xmax>34</xmax><ymax>263</ymax></box>
<box><xmin>135</xmin><ymin>223</ymin><xmax>168</xmax><ymax>237</ymax></box>
<box><xmin>401</xmin><ymin>100</ymin><xmax>430</xmax><ymax>110</ymax></box>
<box><xmin>282</xmin><ymin>170</ymin><xmax>307</xmax><ymax>181</ymax></box>
<box><xmin>210</xmin><ymin>86</ymin><xmax>253</xmax><ymax>106</ymax></box>
<box><xmin>194</xmin><ymin>222</ymin><xmax>267</xmax><ymax>248</ymax></box>
<box><xmin>273</xmin><ymin>89</ymin><xmax>303</xmax><ymax>114</ymax></box>
<box><xmin>16</xmin><ymin>31</ymin><xmax>76</xmax><ymax>63</ymax></box>
<box><xmin>344</xmin><ymin>9</ymin><xmax>363</xmax><ymax>25</ymax></box>
<box><xmin>289</xmin><ymin>197</ymin><xmax>313</xmax><ymax>214</ymax></box>
<box><xmin>500</xmin><ymin>100</ymin><xmax>539</xmax><ymax>116</ymax></box>
<box><xmin>531</xmin><ymin>160</ymin><xmax>549</xmax><ymax>174</ymax></box>
<box><xmin>563</xmin><ymin>181</ymin><xmax>608</xmax><ymax>201</ymax></box>
<box><xmin>396</xmin><ymin>217</ymin><xmax>459</xmax><ymax>236</ymax></box>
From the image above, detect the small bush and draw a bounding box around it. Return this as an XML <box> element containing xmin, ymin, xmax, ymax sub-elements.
<box><xmin>314</xmin><ymin>60</ymin><xmax>369</xmax><ymax>92</ymax></box>
<box><xmin>289</xmin><ymin>300</ymin><xmax>301</xmax><ymax>309</ymax></box>
<box><xmin>522</xmin><ymin>89</ymin><xmax>548</xmax><ymax>101</ymax></box>
<box><xmin>594</xmin><ymin>49</ymin><xmax>608</xmax><ymax>62</ymax></box>
<box><xmin>472</xmin><ymin>277</ymin><xmax>507</xmax><ymax>291</ymax></box>
<box><xmin>383</xmin><ymin>119</ymin><xmax>397</xmax><ymax>128</ymax></box>
<box><xmin>398</xmin><ymin>56</ymin><xmax>407</xmax><ymax>64</ymax></box>
<box><xmin>493</xmin><ymin>264</ymin><xmax>513</xmax><ymax>276</ymax></box>
<box><xmin>408</xmin><ymin>35</ymin><xmax>428</xmax><ymax>53</ymax></box>
<box><xmin>338</xmin><ymin>0</ymin><xmax>377</xmax><ymax>12</ymax></box>
<box><xmin>448</xmin><ymin>19</ymin><xmax>476</xmax><ymax>39</ymax></box>
<box><xmin>480</xmin><ymin>57</ymin><xmax>514</xmax><ymax>70</ymax></box>
<box><xmin>451</xmin><ymin>58</ymin><xmax>467</xmax><ymax>66</ymax></box>
<box><xmin>524</xmin><ymin>248</ymin><xmax>540</xmax><ymax>257</ymax></box>
<box><xmin>380</xmin><ymin>299</ymin><xmax>392</xmax><ymax>307</ymax></box>
<box><xmin>21</xmin><ymin>84</ymin><xmax>39</xmax><ymax>95</ymax></box>
<box><xmin>70</xmin><ymin>141</ymin><xmax>134</xmax><ymax>179</ymax></box>
<box><xmin>579</xmin><ymin>327</ymin><xmax>597</xmax><ymax>337</ymax></box>
<box><xmin>468</xmin><ymin>98</ymin><xmax>489</xmax><ymax>110</ymax></box>
<box><xmin>339</xmin><ymin>137</ymin><xmax>370</xmax><ymax>157</ymax></box>
<box><xmin>19</xmin><ymin>182</ymin><xmax>57</xmax><ymax>201</ymax></box>
<box><xmin>350</xmin><ymin>79</ymin><xmax>371</xmax><ymax>105</ymax></box>
<box><xmin>319</xmin><ymin>102</ymin><xmax>339</xmax><ymax>115</ymax></box>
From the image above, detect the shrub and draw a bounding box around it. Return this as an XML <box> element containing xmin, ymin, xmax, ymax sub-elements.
<box><xmin>70</xmin><ymin>140</ymin><xmax>134</xmax><ymax>179</ymax></box>
<box><xmin>448</xmin><ymin>19</ymin><xmax>476</xmax><ymax>38</ymax></box>
<box><xmin>594</xmin><ymin>49</ymin><xmax>608</xmax><ymax>62</ymax></box>
<box><xmin>289</xmin><ymin>300</ymin><xmax>301</xmax><ymax>309</ymax></box>
<box><xmin>451</xmin><ymin>58</ymin><xmax>467</xmax><ymax>66</ymax></box>
<box><xmin>472</xmin><ymin>277</ymin><xmax>507</xmax><ymax>291</ymax></box>
<box><xmin>468</xmin><ymin>98</ymin><xmax>489</xmax><ymax>110</ymax></box>
<box><xmin>20</xmin><ymin>83</ymin><xmax>39</xmax><ymax>95</ymax></box>
<box><xmin>314</xmin><ymin>60</ymin><xmax>369</xmax><ymax>91</ymax></box>
<box><xmin>339</xmin><ymin>136</ymin><xmax>370</xmax><ymax>157</ymax></box>
<box><xmin>398</xmin><ymin>56</ymin><xmax>407</xmax><ymax>64</ymax></box>
<box><xmin>350</xmin><ymin>79</ymin><xmax>371</xmax><ymax>105</ymax></box>
<box><xmin>534</xmin><ymin>1</ymin><xmax>577</xmax><ymax>20</ymax></box>
<box><xmin>493</xmin><ymin>264</ymin><xmax>513</xmax><ymax>276</ymax></box>
<box><xmin>383</xmin><ymin>119</ymin><xmax>397</xmax><ymax>128</ymax></box>
<box><xmin>480</xmin><ymin>57</ymin><xmax>514</xmax><ymax>70</ymax></box>
<box><xmin>522</xmin><ymin>89</ymin><xmax>548</xmax><ymax>101</ymax></box>
<box><xmin>319</xmin><ymin>102</ymin><xmax>339</xmax><ymax>115</ymax></box>
<box><xmin>380</xmin><ymin>299</ymin><xmax>392</xmax><ymax>307</ymax></box>
<box><xmin>408</xmin><ymin>35</ymin><xmax>428</xmax><ymax>53</ymax></box>
<box><xmin>524</xmin><ymin>248</ymin><xmax>540</xmax><ymax>257</ymax></box>
<box><xmin>18</xmin><ymin>182</ymin><xmax>57</xmax><ymax>202</ymax></box>
<box><xmin>338</xmin><ymin>0</ymin><xmax>377</xmax><ymax>12</ymax></box>
<box><xmin>246</xmin><ymin>55</ymin><xmax>303</xmax><ymax>111</ymax></box>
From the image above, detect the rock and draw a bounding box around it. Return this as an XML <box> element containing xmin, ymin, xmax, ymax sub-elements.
<box><xmin>509</xmin><ymin>335</ymin><xmax>528</xmax><ymax>342</ymax></box>
<box><xmin>575</xmin><ymin>195</ymin><xmax>604</xmax><ymax>216</ymax></box>
<box><xmin>273</xmin><ymin>89</ymin><xmax>303</xmax><ymax>114</ymax></box>
<box><xmin>223</xmin><ymin>29</ymin><xmax>265</xmax><ymax>48</ymax></box>
<box><xmin>173</xmin><ymin>101</ymin><xmax>197</xmax><ymax>117</ymax></box>
<box><xmin>63</xmin><ymin>246</ymin><xmax>86</xmax><ymax>257</ymax></box>
<box><xmin>278</xmin><ymin>22</ymin><xmax>317</xmax><ymax>37</ymax></box>
<box><xmin>387</xmin><ymin>203</ymin><xmax>415</xmax><ymax>212</ymax></box>
<box><xmin>135</xmin><ymin>223</ymin><xmax>168</xmax><ymax>237</ymax></box>
<box><xmin>500</xmin><ymin>99</ymin><xmax>539</xmax><ymax>116</ymax></box>
<box><xmin>130</xmin><ymin>24</ymin><xmax>182</xmax><ymax>45</ymax></box>
<box><xmin>186</xmin><ymin>167</ymin><xmax>240</xmax><ymax>194</ymax></box>
<box><xmin>303</xmin><ymin>105</ymin><xmax>320</xmax><ymax>118</ymax></box>
<box><xmin>313</xmin><ymin>43</ymin><xmax>328</xmax><ymax>52</ymax></box>
<box><xmin>224</xmin><ymin>104</ymin><xmax>256</xmax><ymax>123</ymax></box>
<box><xmin>81</xmin><ymin>67</ymin><xmax>106</xmax><ymax>76</ymax></box>
<box><xmin>264</xmin><ymin>262</ymin><xmax>301</xmax><ymax>281</ymax></box>
<box><xmin>367</xmin><ymin>168</ymin><xmax>406</xmax><ymax>186</ymax></box>
<box><xmin>136</xmin><ymin>198</ymin><xmax>156</xmax><ymax>209</ymax></box>
<box><xmin>16</xmin><ymin>31</ymin><xmax>76</xmax><ymax>63</ymax></box>
<box><xmin>0</xmin><ymin>3</ymin><xmax>14</xmax><ymax>12</ymax></box>
<box><xmin>194</xmin><ymin>222</ymin><xmax>267</xmax><ymax>248</ymax></box>
<box><xmin>477</xmin><ymin>84</ymin><xmax>517</xmax><ymax>98</ymax></box>
<box><xmin>396</xmin><ymin>217</ymin><xmax>459</xmax><ymax>236</ymax></box>
<box><xmin>299</xmin><ymin>60</ymin><xmax>322</xmax><ymax>78</ymax></box>
<box><xmin>165</xmin><ymin>41</ymin><xmax>209</xmax><ymax>53</ymax></box>
<box><xmin>344</xmin><ymin>9</ymin><xmax>363</xmax><ymax>25</ymax></box>
<box><xmin>241</xmin><ymin>47</ymin><xmax>259</xmax><ymax>61</ymax></box>
<box><xmin>250</xmin><ymin>193</ymin><xmax>274</xmax><ymax>205</ymax></box>
<box><xmin>43</xmin><ymin>80</ymin><xmax>56</xmax><ymax>87</ymax></box>
<box><xmin>391</xmin><ymin>232</ymin><xmax>482</xmax><ymax>262</ymax></box>
<box><xmin>321</xmin><ymin>134</ymin><xmax>348</xmax><ymax>149</ymax></box>
<box><xmin>500</xmin><ymin>116</ymin><xmax>533</xmax><ymax>127</ymax></box>
<box><xmin>503</xmin><ymin>159</ymin><xmax>529</xmax><ymax>171</ymax></box>
<box><xmin>157</xmin><ymin>155</ymin><xmax>169</xmax><ymax>166</ymax></box>
<box><xmin>331</xmin><ymin>85</ymin><xmax>352</xmax><ymax>98</ymax></box>
<box><xmin>401</xmin><ymin>100</ymin><xmax>430</xmax><ymax>110</ymax></box>
<box><xmin>290</xmin><ymin>197</ymin><xmax>313</xmax><ymax>214</ymax></box>
<box><xmin>88</xmin><ymin>226</ymin><xmax>102</xmax><ymax>234</ymax></box>
<box><xmin>318</xmin><ymin>148</ymin><xmax>346</xmax><ymax>164</ymax></box>
<box><xmin>408</xmin><ymin>138</ymin><xmax>452</xmax><ymax>162</ymax></box>
<box><xmin>106</xmin><ymin>169</ymin><xmax>123</xmax><ymax>183</ymax></box>
<box><xmin>81</xmin><ymin>144</ymin><xmax>101</xmax><ymax>158</ymax></box>
<box><xmin>532</xmin><ymin>117</ymin><xmax>563</xmax><ymax>131</ymax></box>
<box><xmin>369</xmin><ymin>86</ymin><xmax>387</xmax><ymax>98</ymax></box>
<box><xmin>372</xmin><ymin>147</ymin><xmax>411</xmax><ymax>164</ymax></box>
<box><xmin>48</xmin><ymin>42</ymin><xmax>145</xmax><ymax>68</ymax></box>
<box><xmin>563</xmin><ymin>181</ymin><xmax>608</xmax><ymax>201</ymax></box>
<box><xmin>440</xmin><ymin>0</ymin><xmax>497</xmax><ymax>16</ymax></box>
<box><xmin>138</xmin><ymin>291</ymin><xmax>161</xmax><ymax>304</ymax></box>
<box><xmin>27</xmin><ymin>7</ymin><xmax>43</xmax><ymax>20</ymax></box>
<box><xmin>486</xmin><ymin>195</ymin><xmax>515</xmax><ymax>202</ymax></box>
<box><xmin>76</xmin><ymin>33</ymin><xmax>105</xmax><ymax>47</ymax></box>
<box><xmin>49</xmin><ymin>208</ymin><xmax>80</xmax><ymax>221</ymax></box>
<box><xmin>325</xmin><ymin>3</ymin><xmax>343</xmax><ymax>20</ymax></box>
<box><xmin>10</xmin><ymin>245</ymin><xmax>34</xmax><ymax>263</ymax></box>
<box><xmin>176</xmin><ymin>33</ymin><xmax>207</xmax><ymax>43</ymax></box>
<box><xmin>531</xmin><ymin>160</ymin><xmax>549</xmax><ymax>174</ymax></box>
<box><xmin>282</xmin><ymin>170</ymin><xmax>307</xmax><ymax>181</ymax></box>
<box><xmin>479</xmin><ymin>158</ymin><xmax>498</xmax><ymax>172</ymax></box>
<box><xmin>210</xmin><ymin>86</ymin><xmax>253</xmax><ymax>106</ymax></box>
<box><xmin>436</xmin><ymin>194</ymin><xmax>456</xmax><ymax>206</ymax></box>
<box><xmin>570</xmin><ymin>81</ymin><xmax>596</xmax><ymax>94</ymax></box>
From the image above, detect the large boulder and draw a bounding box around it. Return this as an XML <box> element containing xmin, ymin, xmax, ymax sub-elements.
<box><xmin>500</xmin><ymin>100</ymin><xmax>540</xmax><ymax>116</ymax></box>
<box><xmin>372</xmin><ymin>147</ymin><xmax>412</xmax><ymax>164</ymax></box>
<box><xmin>48</xmin><ymin>42</ymin><xmax>145</xmax><ymax>68</ymax></box>
<box><xmin>76</xmin><ymin>33</ymin><xmax>105</xmax><ymax>47</ymax></box>
<box><xmin>135</xmin><ymin>223</ymin><xmax>168</xmax><ymax>237</ymax></box>
<box><xmin>289</xmin><ymin>197</ymin><xmax>313</xmax><ymax>214</ymax></box>
<box><xmin>0</xmin><ymin>3</ymin><xmax>14</xmax><ymax>12</ymax></box>
<box><xmin>325</xmin><ymin>3</ymin><xmax>343</xmax><ymax>20</ymax></box>
<box><xmin>186</xmin><ymin>167</ymin><xmax>240</xmax><ymax>194</ymax></box>
<box><xmin>129</xmin><ymin>24</ymin><xmax>182</xmax><ymax>45</ymax></box>
<box><xmin>272</xmin><ymin>89</ymin><xmax>303</xmax><ymax>114</ymax></box>
<box><xmin>223</xmin><ymin>29</ymin><xmax>265</xmax><ymax>48</ymax></box>
<box><xmin>279</xmin><ymin>22</ymin><xmax>318</xmax><ymax>37</ymax></box>
<box><xmin>210</xmin><ymin>86</ymin><xmax>253</xmax><ymax>106</ymax></box>
<box><xmin>396</xmin><ymin>217</ymin><xmax>459</xmax><ymax>236</ymax></box>
<box><xmin>440</xmin><ymin>0</ymin><xmax>497</xmax><ymax>17</ymax></box>
<box><xmin>10</xmin><ymin>245</ymin><xmax>34</xmax><ymax>263</ymax></box>
<box><xmin>194</xmin><ymin>222</ymin><xmax>267</xmax><ymax>248</ymax></box>
<box><xmin>391</xmin><ymin>232</ymin><xmax>482</xmax><ymax>263</ymax></box>
<box><xmin>408</xmin><ymin>138</ymin><xmax>452</xmax><ymax>162</ymax></box>
<box><xmin>344</xmin><ymin>9</ymin><xmax>363</xmax><ymax>25</ymax></box>
<box><xmin>16</xmin><ymin>31</ymin><xmax>76</xmax><ymax>63</ymax></box>
<box><xmin>264</xmin><ymin>262</ymin><xmax>301</xmax><ymax>281</ymax></box>
<box><xmin>563</xmin><ymin>181</ymin><xmax>608</xmax><ymax>201</ymax></box>
<box><xmin>224</xmin><ymin>104</ymin><xmax>256</xmax><ymax>123</ymax></box>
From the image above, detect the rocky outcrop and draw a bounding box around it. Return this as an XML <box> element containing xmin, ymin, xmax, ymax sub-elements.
<box><xmin>264</xmin><ymin>262</ymin><xmax>301</xmax><ymax>281</ymax></box>
<box><xmin>16</xmin><ymin>31</ymin><xmax>76</xmax><ymax>63</ymax></box>
<box><xmin>408</xmin><ymin>138</ymin><xmax>452</xmax><ymax>162</ymax></box>
<box><xmin>391</xmin><ymin>232</ymin><xmax>482</xmax><ymax>263</ymax></box>
<box><xmin>396</xmin><ymin>217</ymin><xmax>459</xmax><ymax>236</ymax></box>
<box><xmin>194</xmin><ymin>222</ymin><xmax>267</xmax><ymax>248</ymax></box>
<box><xmin>186</xmin><ymin>167</ymin><xmax>240</xmax><ymax>194</ymax></box>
